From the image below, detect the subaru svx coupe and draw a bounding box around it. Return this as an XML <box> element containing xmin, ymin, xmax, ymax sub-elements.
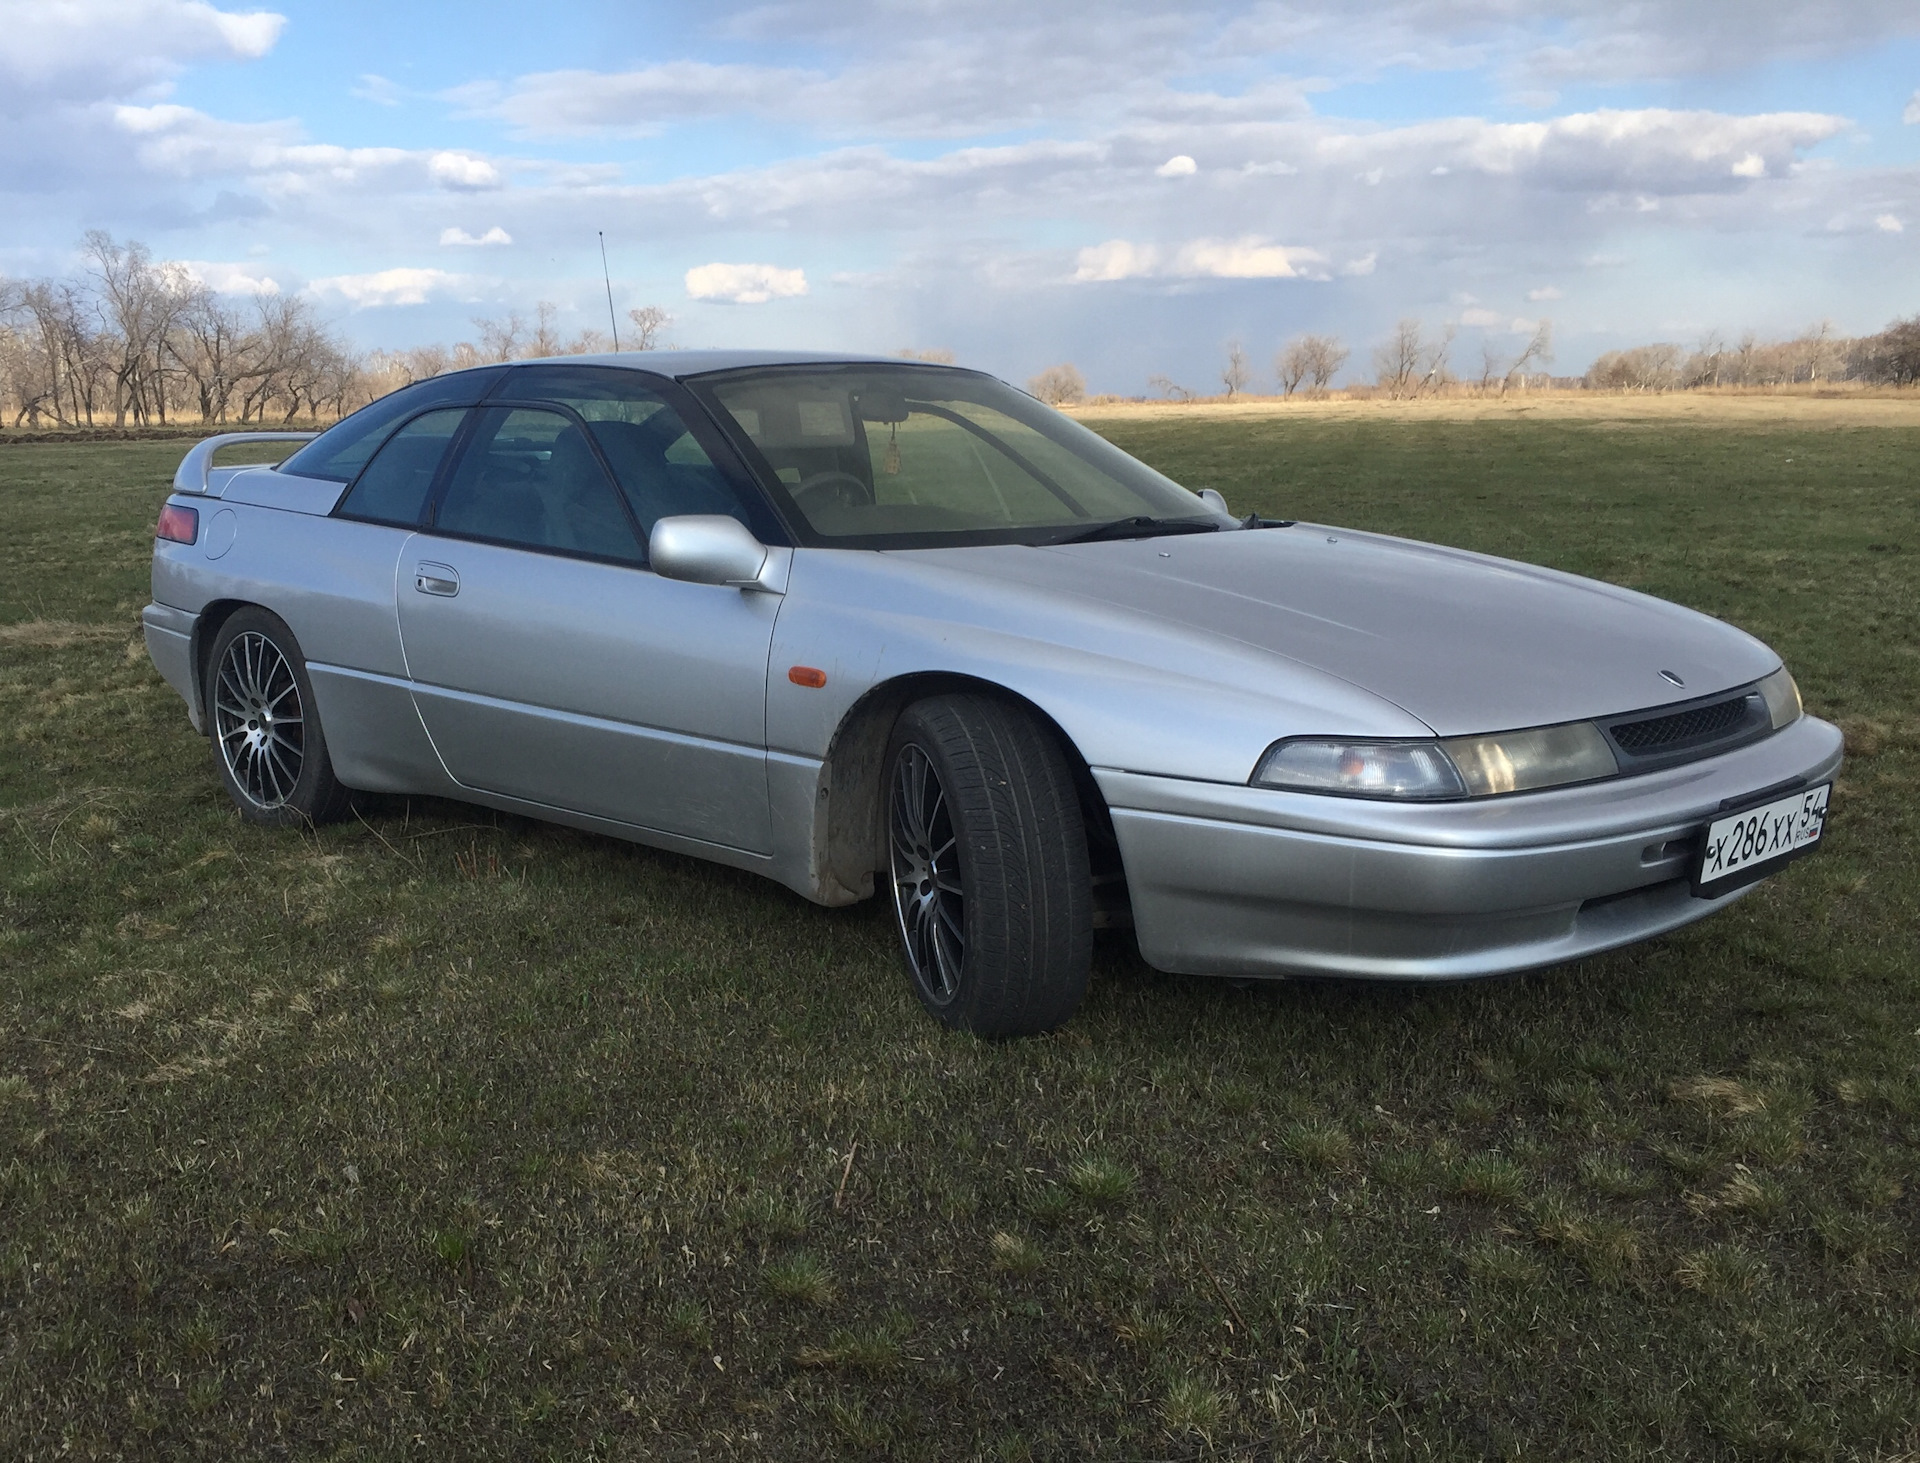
<box><xmin>144</xmin><ymin>352</ymin><xmax>1840</xmax><ymax>1035</ymax></box>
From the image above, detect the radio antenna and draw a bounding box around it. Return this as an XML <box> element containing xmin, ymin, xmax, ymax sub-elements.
<box><xmin>598</xmin><ymin>231</ymin><xmax>621</xmax><ymax>351</ymax></box>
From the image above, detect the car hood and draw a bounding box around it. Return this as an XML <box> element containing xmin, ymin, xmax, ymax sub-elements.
<box><xmin>937</xmin><ymin>525</ymin><xmax>1779</xmax><ymax>737</ymax></box>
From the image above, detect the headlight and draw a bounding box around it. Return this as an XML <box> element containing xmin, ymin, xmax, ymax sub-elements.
<box><xmin>1252</xmin><ymin>740</ymin><xmax>1467</xmax><ymax>799</ymax></box>
<box><xmin>1439</xmin><ymin>722</ymin><xmax>1618</xmax><ymax>796</ymax></box>
<box><xmin>1755</xmin><ymin>666</ymin><xmax>1801</xmax><ymax>730</ymax></box>
<box><xmin>1253</xmin><ymin>721</ymin><xmax>1618</xmax><ymax>800</ymax></box>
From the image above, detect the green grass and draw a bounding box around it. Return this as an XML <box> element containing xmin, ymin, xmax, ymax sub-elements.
<box><xmin>2</xmin><ymin>413</ymin><xmax>1917</xmax><ymax>1460</ymax></box>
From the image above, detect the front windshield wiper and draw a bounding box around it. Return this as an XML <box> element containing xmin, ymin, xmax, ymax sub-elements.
<box><xmin>1050</xmin><ymin>515</ymin><xmax>1224</xmax><ymax>545</ymax></box>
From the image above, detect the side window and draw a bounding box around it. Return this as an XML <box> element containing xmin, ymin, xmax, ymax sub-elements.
<box><xmin>334</xmin><ymin>409</ymin><xmax>468</xmax><ymax>526</ymax></box>
<box><xmin>508</xmin><ymin>365</ymin><xmax>769</xmax><ymax>538</ymax></box>
<box><xmin>288</xmin><ymin>367</ymin><xmax>504</xmax><ymax>483</ymax></box>
<box><xmin>431</xmin><ymin>407</ymin><xmax>644</xmax><ymax>563</ymax></box>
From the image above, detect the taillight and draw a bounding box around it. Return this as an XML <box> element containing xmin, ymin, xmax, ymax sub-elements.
<box><xmin>156</xmin><ymin>503</ymin><xmax>199</xmax><ymax>545</ymax></box>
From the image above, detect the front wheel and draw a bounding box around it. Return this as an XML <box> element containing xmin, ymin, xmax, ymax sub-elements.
<box><xmin>885</xmin><ymin>694</ymin><xmax>1093</xmax><ymax>1037</ymax></box>
<box><xmin>204</xmin><ymin>608</ymin><xmax>351</xmax><ymax>827</ymax></box>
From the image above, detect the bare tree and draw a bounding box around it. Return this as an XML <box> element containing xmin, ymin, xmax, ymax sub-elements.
<box><xmin>1477</xmin><ymin>340</ymin><xmax>1506</xmax><ymax>392</ymax></box>
<box><xmin>1027</xmin><ymin>362</ymin><xmax>1086</xmax><ymax>405</ymax></box>
<box><xmin>85</xmin><ymin>231</ymin><xmax>194</xmax><ymax>424</ymax></box>
<box><xmin>626</xmin><ymin>305</ymin><xmax>671</xmax><ymax>351</ymax></box>
<box><xmin>475</xmin><ymin>310</ymin><xmax>525</xmax><ymax>363</ymax></box>
<box><xmin>1689</xmin><ymin>330</ymin><xmax>1726</xmax><ymax>388</ymax></box>
<box><xmin>1275</xmin><ymin>338</ymin><xmax>1312</xmax><ymax>396</ymax></box>
<box><xmin>1373</xmin><ymin>318</ymin><xmax>1424</xmax><ymax>397</ymax></box>
<box><xmin>529</xmin><ymin>301</ymin><xmax>564</xmax><ymax>359</ymax></box>
<box><xmin>1585</xmin><ymin>343</ymin><xmax>1683</xmax><ymax>392</ymax></box>
<box><xmin>1503</xmin><ymin>320</ymin><xmax>1553</xmax><ymax>392</ymax></box>
<box><xmin>1147</xmin><ymin>374</ymin><xmax>1194</xmax><ymax>402</ymax></box>
<box><xmin>169</xmin><ymin>284</ymin><xmax>263</xmax><ymax>422</ymax></box>
<box><xmin>4</xmin><ymin>279</ymin><xmax>103</xmax><ymax>425</ymax></box>
<box><xmin>1302</xmin><ymin>335</ymin><xmax>1348</xmax><ymax>392</ymax></box>
<box><xmin>1792</xmin><ymin>320</ymin><xmax>1840</xmax><ymax>383</ymax></box>
<box><xmin>1418</xmin><ymin>324</ymin><xmax>1456</xmax><ymax>396</ymax></box>
<box><xmin>1850</xmin><ymin>315</ymin><xmax>1920</xmax><ymax>384</ymax></box>
<box><xmin>1220</xmin><ymin>341</ymin><xmax>1251</xmax><ymax>399</ymax></box>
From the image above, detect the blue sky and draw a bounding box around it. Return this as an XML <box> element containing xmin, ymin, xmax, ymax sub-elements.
<box><xmin>2</xmin><ymin>0</ymin><xmax>1916</xmax><ymax>391</ymax></box>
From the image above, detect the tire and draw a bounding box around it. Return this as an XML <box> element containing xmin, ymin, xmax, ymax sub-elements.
<box><xmin>204</xmin><ymin>608</ymin><xmax>351</xmax><ymax>827</ymax></box>
<box><xmin>884</xmin><ymin>694</ymin><xmax>1093</xmax><ymax>1037</ymax></box>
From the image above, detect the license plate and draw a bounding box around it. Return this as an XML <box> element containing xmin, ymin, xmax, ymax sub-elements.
<box><xmin>1693</xmin><ymin>783</ymin><xmax>1830</xmax><ymax>898</ymax></box>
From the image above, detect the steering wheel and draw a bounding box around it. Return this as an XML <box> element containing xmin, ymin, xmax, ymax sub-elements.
<box><xmin>791</xmin><ymin>469</ymin><xmax>872</xmax><ymax>514</ymax></box>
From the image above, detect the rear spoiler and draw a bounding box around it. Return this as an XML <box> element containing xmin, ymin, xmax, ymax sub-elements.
<box><xmin>172</xmin><ymin>432</ymin><xmax>318</xmax><ymax>496</ymax></box>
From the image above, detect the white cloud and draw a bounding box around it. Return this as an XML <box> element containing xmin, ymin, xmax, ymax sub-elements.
<box><xmin>1731</xmin><ymin>152</ymin><xmax>1765</xmax><ymax>178</ymax></box>
<box><xmin>1528</xmin><ymin>285</ymin><xmax>1564</xmax><ymax>300</ymax></box>
<box><xmin>1906</xmin><ymin>91</ymin><xmax>1920</xmax><ymax>124</ymax></box>
<box><xmin>440</xmin><ymin>225</ymin><xmax>513</xmax><ymax>246</ymax></box>
<box><xmin>1074</xmin><ymin>239</ymin><xmax>1158</xmax><ymax>281</ymax></box>
<box><xmin>1877</xmin><ymin>213</ymin><xmax>1905</xmax><ymax>233</ymax></box>
<box><xmin>1174</xmin><ymin>237</ymin><xmax>1319</xmax><ymax>279</ymax></box>
<box><xmin>451</xmin><ymin>61</ymin><xmax>818</xmax><ymax>137</ymax></box>
<box><xmin>1341</xmin><ymin>252</ymin><xmax>1377</xmax><ymax>276</ymax></box>
<box><xmin>307</xmin><ymin>267</ymin><xmax>473</xmax><ymax>308</ymax></box>
<box><xmin>1155</xmin><ymin>154</ymin><xmax>1197</xmax><ymax>177</ymax></box>
<box><xmin>1075</xmin><ymin>236</ymin><xmax>1323</xmax><ymax>282</ymax></box>
<box><xmin>684</xmin><ymin>261</ymin><xmax>808</xmax><ymax>304</ymax></box>
<box><xmin>428</xmin><ymin>151</ymin><xmax>502</xmax><ymax>190</ymax></box>
<box><xmin>174</xmin><ymin>258</ymin><xmax>280</xmax><ymax>294</ymax></box>
<box><xmin>0</xmin><ymin>0</ymin><xmax>286</xmax><ymax>106</ymax></box>
<box><xmin>353</xmin><ymin>73</ymin><xmax>403</xmax><ymax>107</ymax></box>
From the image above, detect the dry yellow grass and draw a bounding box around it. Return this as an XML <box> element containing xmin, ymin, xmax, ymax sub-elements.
<box><xmin>1068</xmin><ymin>388</ymin><xmax>1920</xmax><ymax>429</ymax></box>
<box><xmin>0</xmin><ymin>619</ymin><xmax>127</xmax><ymax>649</ymax></box>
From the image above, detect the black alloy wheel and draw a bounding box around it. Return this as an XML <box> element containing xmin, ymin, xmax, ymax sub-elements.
<box><xmin>884</xmin><ymin>694</ymin><xmax>1093</xmax><ymax>1037</ymax></box>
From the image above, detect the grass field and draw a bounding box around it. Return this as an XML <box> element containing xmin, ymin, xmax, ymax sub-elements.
<box><xmin>1</xmin><ymin>408</ymin><xmax>1916</xmax><ymax>1461</ymax></box>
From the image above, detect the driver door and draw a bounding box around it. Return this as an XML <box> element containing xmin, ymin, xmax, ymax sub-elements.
<box><xmin>397</xmin><ymin>399</ymin><xmax>781</xmax><ymax>854</ymax></box>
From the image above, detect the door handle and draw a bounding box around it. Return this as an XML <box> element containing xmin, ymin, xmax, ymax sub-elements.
<box><xmin>413</xmin><ymin>563</ymin><xmax>460</xmax><ymax>597</ymax></box>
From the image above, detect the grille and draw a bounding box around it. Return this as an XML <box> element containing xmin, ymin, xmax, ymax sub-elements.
<box><xmin>1610</xmin><ymin>694</ymin><xmax>1752</xmax><ymax>753</ymax></box>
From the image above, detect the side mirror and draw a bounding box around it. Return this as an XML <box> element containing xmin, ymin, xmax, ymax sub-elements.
<box><xmin>649</xmin><ymin>515</ymin><xmax>780</xmax><ymax>591</ymax></box>
<box><xmin>1197</xmin><ymin>488</ymin><xmax>1231</xmax><ymax>516</ymax></box>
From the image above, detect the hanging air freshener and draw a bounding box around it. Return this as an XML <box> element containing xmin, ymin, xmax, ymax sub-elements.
<box><xmin>882</xmin><ymin>420</ymin><xmax>901</xmax><ymax>475</ymax></box>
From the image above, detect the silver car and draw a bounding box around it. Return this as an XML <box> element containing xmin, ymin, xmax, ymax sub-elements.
<box><xmin>144</xmin><ymin>352</ymin><xmax>1840</xmax><ymax>1035</ymax></box>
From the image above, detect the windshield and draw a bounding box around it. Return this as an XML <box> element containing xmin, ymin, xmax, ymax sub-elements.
<box><xmin>690</xmin><ymin>364</ymin><xmax>1211</xmax><ymax>548</ymax></box>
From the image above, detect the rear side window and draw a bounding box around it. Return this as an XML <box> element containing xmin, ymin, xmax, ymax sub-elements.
<box><xmin>431</xmin><ymin>407</ymin><xmax>644</xmax><ymax>564</ymax></box>
<box><xmin>287</xmin><ymin>368</ymin><xmax>504</xmax><ymax>483</ymax></box>
<box><xmin>334</xmin><ymin>409</ymin><xmax>468</xmax><ymax>526</ymax></box>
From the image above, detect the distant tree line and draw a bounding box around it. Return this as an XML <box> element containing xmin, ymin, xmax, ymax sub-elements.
<box><xmin>0</xmin><ymin>233</ymin><xmax>357</xmax><ymax>428</ymax></box>
<box><xmin>1124</xmin><ymin>320</ymin><xmax>1545</xmax><ymax>403</ymax></box>
<box><xmin>1584</xmin><ymin>318</ymin><xmax>1920</xmax><ymax>392</ymax></box>
<box><xmin>1051</xmin><ymin>310</ymin><xmax>1917</xmax><ymax>405</ymax></box>
<box><xmin>0</xmin><ymin>234</ymin><xmax>680</xmax><ymax>429</ymax></box>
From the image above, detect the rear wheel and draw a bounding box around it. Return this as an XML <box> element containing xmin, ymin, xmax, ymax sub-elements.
<box><xmin>204</xmin><ymin>608</ymin><xmax>350</xmax><ymax>827</ymax></box>
<box><xmin>884</xmin><ymin>694</ymin><xmax>1092</xmax><ymax>1037</ymax></box>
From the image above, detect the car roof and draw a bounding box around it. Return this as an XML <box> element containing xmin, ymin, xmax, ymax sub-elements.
<box><xmin>502</xmin><ymin>349</ymin><xmax>946</xmax><ymax>381</ymax></box>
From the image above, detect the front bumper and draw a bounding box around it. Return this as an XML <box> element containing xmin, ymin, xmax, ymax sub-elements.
<box><xmin>1095</xmin><ymin>713</ymin><xmax>1843</xmax><ymax>980</ymax></box>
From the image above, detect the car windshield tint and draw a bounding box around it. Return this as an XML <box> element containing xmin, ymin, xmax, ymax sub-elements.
<box><xmin>693</xmin><ymin>365</ymin><xmax>1207</xmax><ymax>548</ymax></box>
<box><xmin>286</xmin><ymin>367</ymin><xmax>504</xmax><ymax>483</ymax></box>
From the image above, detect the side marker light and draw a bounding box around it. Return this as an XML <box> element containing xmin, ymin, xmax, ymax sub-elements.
<box><xmin>788</xmin><ymin>666</ymin><xmax>828</xmax><ymax>688</ymax></box>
